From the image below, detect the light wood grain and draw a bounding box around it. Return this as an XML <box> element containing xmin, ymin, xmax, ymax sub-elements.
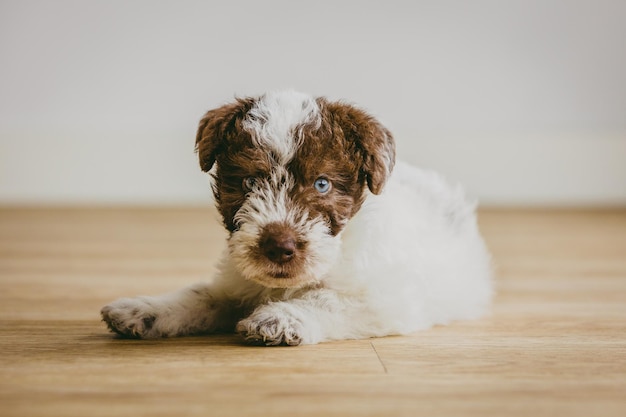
<box><xmin>1</xmin><ymin>207</ymin><xmax>625</xmax><ymax>416</ymax></box>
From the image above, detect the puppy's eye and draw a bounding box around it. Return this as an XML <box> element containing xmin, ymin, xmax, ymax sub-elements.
<box><xmin>314</xmin><ymin>177</ymin><xmax>331</xmax><ymax>194</ymax></box>
<box><xmin>242</xmin><ymin>177</ymin><xmax>256</xmax><ymax>192</ymax></box>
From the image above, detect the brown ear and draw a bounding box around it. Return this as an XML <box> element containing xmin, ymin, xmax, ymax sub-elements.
<box><xmin>323</xmin><ymin>101</ymin><xmax>396</xmax><ymax>194</ymax></box>
<box><xmin>195</xmin><ymin>98</ymin><xmax>254</xmax><ymax>172</ymax></box>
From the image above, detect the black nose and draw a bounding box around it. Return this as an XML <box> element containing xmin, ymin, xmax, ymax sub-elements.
<box><xmin>260</xmin><ymin>228</ymin><xmax>298</xmax><ymax>264</ymax></box>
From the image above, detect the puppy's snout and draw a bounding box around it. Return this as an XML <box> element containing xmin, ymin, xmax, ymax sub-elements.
<box><xmin>260</xmin><ymin>224</ymin><xmax>298</xmax><ymax>264</ymax></box>
<box><xmin>263</xmin><ymin>235</ymin><xmax>296</xmax><ymax>263</ymax></box>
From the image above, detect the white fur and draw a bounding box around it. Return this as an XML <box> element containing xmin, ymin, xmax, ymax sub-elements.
<box><xmin>327</xmin><ymin>162</ymin><xmax>493</xmax><ymax>338</ymax></box>
<box><xmin>242</xmin><ymin>90</ymin><xmax>320</xmax><ymax>164</ymax></box>
<box><xmin>101</xmin><ymin>161</ymin><xmax>492</xmax><ymax>344</ymax></box>
<box><xmin>229</xmin><ymin>166</ymin><xmax>340</xmax><ymax>289</ymax></box>
<box><xmin>101</xmin><ymin>94</ymin><xmax>492</xmax><ymax>346</ymax></box>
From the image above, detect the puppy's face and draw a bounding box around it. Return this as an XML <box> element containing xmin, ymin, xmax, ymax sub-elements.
<box><xmin>196</xmin><ymin>92</ymin><xmax>395</xmax><ymax>288</ymax></box>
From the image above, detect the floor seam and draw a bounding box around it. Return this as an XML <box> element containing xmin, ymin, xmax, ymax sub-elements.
<box><xmin>370</xmin><ymin>342</ymin><xmax>388</xmax><ymax>374</ymax></box>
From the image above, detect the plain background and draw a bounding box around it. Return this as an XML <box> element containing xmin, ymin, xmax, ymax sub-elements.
<box><xmin>1</xmin><ymin>0</ymin><xmax>625</xmax><ymax>206</ymax></box>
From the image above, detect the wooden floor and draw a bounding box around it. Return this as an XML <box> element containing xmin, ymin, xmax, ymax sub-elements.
<box><xmin>1</xmin><ymin>207</ymin><xmax>625</xmax><ymax>416</ymax></box>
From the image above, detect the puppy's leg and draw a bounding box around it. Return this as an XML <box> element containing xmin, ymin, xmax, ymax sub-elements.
<box><xmin>101</xmin><ymin>283</ymin><xmax>243</xmax><ymax>338</ymax></box>
<box><xmin>236</xmin><ymin>289</ymin><xmax>357</xmax><ymax>346</ymax></box>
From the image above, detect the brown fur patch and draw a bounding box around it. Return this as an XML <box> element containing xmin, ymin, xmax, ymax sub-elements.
<box><xmin>318</xmin><ymin>98</ymin><xmax>396</xmax><ymax>195</ymax></box>
<box><xmin>195</xmin><ymin>97</ymin><xmax>255</xmax><ymax>173</ymax></box>
<box><xmin>195</xmin><ymin>94</ymin><xmax>396</xmax><ymax>236</ymax></box>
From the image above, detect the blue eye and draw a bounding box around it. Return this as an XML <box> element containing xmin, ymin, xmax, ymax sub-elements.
<box><xmin>243</xmin><ymin>177</ymin><xmax>256</xmax><ymax>191</ymax></box>
<box><xmin>314</xmin><ymin>177</ymin><xmax>331</xmax><ymax>194</ymax></box>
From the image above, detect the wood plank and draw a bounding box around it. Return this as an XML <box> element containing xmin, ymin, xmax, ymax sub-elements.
<box><xmin>1</xmin><ymin>207</ymin><xmax>625</xmax><ymax>416</ymax></box>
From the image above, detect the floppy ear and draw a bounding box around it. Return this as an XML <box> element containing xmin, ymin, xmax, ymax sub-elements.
<box><xmin>195</xmin><ymin>98</ymin><xmax>254</xmax><ymax>172</ymax></box>
<box><xmin>324</xmin><ymin>101</ymin><xmax>396</xmax><ymax>195</ymax></box>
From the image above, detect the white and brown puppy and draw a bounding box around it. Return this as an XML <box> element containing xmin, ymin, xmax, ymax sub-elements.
<box><xmin>101</xmin><ymin>91</ymin><xmax>492</xmax><ymax>346</ymax></box>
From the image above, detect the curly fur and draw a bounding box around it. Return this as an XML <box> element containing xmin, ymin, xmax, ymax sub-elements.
<box><xmin>101</xmin><ymin>90</ymin><xmax>493</xmax><ymax>346</ymax></box>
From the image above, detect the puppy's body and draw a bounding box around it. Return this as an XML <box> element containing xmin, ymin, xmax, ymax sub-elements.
<box><xmin>102</xmin><ymin>91</ymin><xmax>492</xmax><ymax>345</ymax></box>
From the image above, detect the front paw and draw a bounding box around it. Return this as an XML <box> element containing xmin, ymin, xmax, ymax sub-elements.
<box><xmin>101</xmin><ymin>298</ymin><xmax>159</xmax><ymax>338</ymax></box>
<box><xmin>236</xmin><ymin>307</ymin><xmax>304</xmax><ymax>346</ymax></box>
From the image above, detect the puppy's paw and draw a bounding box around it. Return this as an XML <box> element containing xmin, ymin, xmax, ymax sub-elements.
<box><xmin>236</xmin><ymin>306</ymin><xmax>304</xmax><ymax>346</ymax></box>
<box><xmin>100</xmin><ymin>298</ymin><xmax>159</xmax><ymax>339</ymax></box>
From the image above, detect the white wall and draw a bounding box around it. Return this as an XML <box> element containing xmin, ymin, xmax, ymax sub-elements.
<box><xmin>1</xmin><ymin>0</ymin><xmax>625</xmax><ymax>206</ymax></box>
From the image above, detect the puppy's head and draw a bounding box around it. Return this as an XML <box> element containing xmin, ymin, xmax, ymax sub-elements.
<box><xmin>195</xmin><ymin>91</ymin><xmax>395</xmax><ymax>288</ymax></box>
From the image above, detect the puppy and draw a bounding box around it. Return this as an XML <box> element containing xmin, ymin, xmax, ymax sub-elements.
<box><xmin>101</xmin><ymin>91</ymin><xmax>492</xmax><ymax>346</ymax></box>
